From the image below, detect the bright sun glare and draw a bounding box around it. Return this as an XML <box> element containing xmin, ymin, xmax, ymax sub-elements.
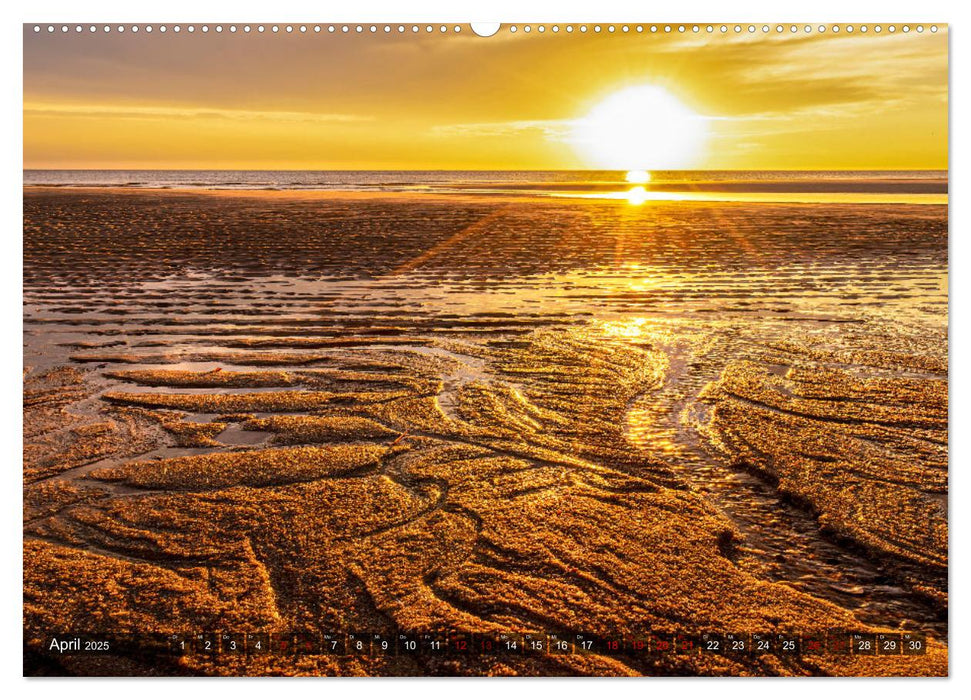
<box><xmin>625</xmin><ymin>169</ymin><xmax>651</xmax><ymax>184</ymax></box>
<box><xmin>573</xmin><ymin>86</ymin><xmax>707</xmax><ymax>171</ymax></box>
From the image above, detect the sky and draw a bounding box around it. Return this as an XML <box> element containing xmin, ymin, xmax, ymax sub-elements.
<box><xmin>23</xmin><ymin>25</ymin><xmax>948</xmax><ymax>170</ymax></box>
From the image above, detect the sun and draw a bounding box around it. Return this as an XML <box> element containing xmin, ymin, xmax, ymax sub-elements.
<box><xmin>572</xmin><ymin>85</ymin><xmax>707</xmax><ymax>171</ymax></box>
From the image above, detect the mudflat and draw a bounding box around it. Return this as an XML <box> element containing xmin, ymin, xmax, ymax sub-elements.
<box><xmin>23</xmin><ymin>188</ymin><xmax>947</xmax><ymax>676</ymax></box>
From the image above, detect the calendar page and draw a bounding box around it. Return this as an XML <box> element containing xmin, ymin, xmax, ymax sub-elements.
<box><xmin>22</xmin><ymin>20</ymin><xmax>948</xmax><ymax>678</ymax></box>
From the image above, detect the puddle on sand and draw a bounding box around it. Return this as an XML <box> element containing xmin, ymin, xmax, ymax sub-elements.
<box><xmin>216</xmin><ymin>424</ymin><xmax>273</xmax><ymax>446</ymax></box>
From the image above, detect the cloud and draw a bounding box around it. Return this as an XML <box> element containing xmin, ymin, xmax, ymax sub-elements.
<box><xmin>622</xmin><ymin>31</ymin><xmax>946</xmax><ymax>117</ymax></box>
<box><xmin>23</xmin><ymin>102</ymin><xmax>373</xmax><ymax>124</ymax></box>
<box><xmin>430</xmin><ymin>119</ymin><xmax>575</xmax><ymax>140</ymax></box>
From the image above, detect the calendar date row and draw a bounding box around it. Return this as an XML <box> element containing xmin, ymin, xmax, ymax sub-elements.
<box><xmin>44</xmin><ymin>630</ymin><xmax>928</xmax><ymax>658</ymax></box>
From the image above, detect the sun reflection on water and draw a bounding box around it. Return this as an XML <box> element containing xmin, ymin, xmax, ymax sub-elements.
<box><xmin>626</xmin><ymin>186</ymin><xmax>649</xmax><ymax>206</ymax></box>
<box><xmin>601</xmin><ymin>316</ymin><xmax>649</xmax><ymax>338</ymax></box>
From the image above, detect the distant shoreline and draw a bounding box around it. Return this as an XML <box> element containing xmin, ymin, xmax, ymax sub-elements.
<box><xmin>22</xmin><ymin>185</ymin><xmax>949</xmax><ymax>207</ymax></box>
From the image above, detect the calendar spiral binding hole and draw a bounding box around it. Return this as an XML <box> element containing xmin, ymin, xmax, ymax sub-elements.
<box><xmin>32</xmin><ymin>24</ymin><xmax>941</xmax><ymax>35</ymax></box>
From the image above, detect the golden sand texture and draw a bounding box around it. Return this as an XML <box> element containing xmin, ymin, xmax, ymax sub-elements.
<box><xmin>162</xmin><ymin>420</ymin><xmax>227</xmax><ymax>448</ymax></box>
<box><xmin>23</xmin><ymin>190</ymin><xmax>948</xmax><ymax>676</ymax></box>
<box><xmin>107</xmin><ymin>369</ymin><xmax>302</xmax><ymax>388</ymax></box>
<box><xmin>700</xmin><ymin>344</ymin><xmax>947</xmax><ymax>606</ymax></box>
<box><xmin>244</xmin><ymin>415</ymin><xmax>399</xmax><ymax>443</ymax></box>
<box><xmin>103</xmin><ymin>389</ymin><xmax>410</xmax><ymax>413</ymax></box>
<box><xmin>24</xmin><ymin>332</ymin><xmax>947</xmax><ymax>676</ymax></box>
<box><xmin>24</xmin><ymin>368</ymin><xmax>160</xmax><ymax>483</ymax></box>
<box><xmin>90</xmin><ymin>444</ymin><xmax>393</xmax><ymax>490</ymax></box>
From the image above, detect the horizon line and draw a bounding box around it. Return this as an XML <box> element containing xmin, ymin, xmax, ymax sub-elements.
<box><xmin>23</xmin><ymin>167</ymin><xmax>950</xmax><ymax>173</ymax></box>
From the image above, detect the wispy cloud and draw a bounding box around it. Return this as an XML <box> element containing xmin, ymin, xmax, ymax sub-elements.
<box><xmin>432</xmin><ymin>114</ymin><xmax>723</xmax><ymax>144</ymax></box>
<box><xmin>430</xmin><ymin>119</ymin><xmax>575</xmax><ymax>140</ymax></box>
<box><xmin>23</xmin><ymin>102</ymin><xmax>373</xmax><ymax>124</ymax></box>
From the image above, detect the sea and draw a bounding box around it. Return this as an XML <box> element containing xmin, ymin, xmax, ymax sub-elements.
<box><xmin>23</xmin><ymin>169</ymin><xmax>948</xmax><ymax>204</ymax></box>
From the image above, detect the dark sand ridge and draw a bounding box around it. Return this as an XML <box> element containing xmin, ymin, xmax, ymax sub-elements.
<box><xmin>23</xmin><ymin>189</ymin><xmax>947</xmax><ymax>676</ymax></box>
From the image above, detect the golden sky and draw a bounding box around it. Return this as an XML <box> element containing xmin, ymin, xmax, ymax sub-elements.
<box><xmin>23</xmin><ymin>26</ymin><xmax>948</xmax><ymax>170</ymax></box>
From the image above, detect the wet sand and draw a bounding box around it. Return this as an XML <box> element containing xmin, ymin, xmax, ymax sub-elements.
<box><xmin>23</xmin><ymin>188</ymin><xmax>948</xmax><ymax>676</ymax></box>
